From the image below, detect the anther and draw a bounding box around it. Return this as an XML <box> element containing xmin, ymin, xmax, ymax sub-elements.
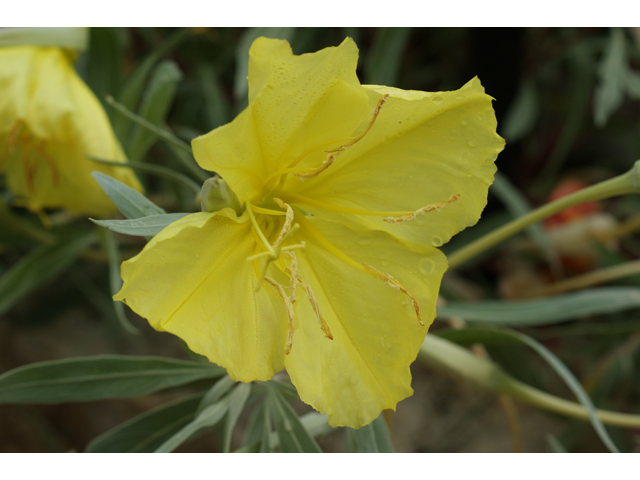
<box><xmin>293</xmin><ymin>94</ymin><xmax>389</xmax><ymax>181</ymax></box>
<box><xmin>362</xmin><ymin>263</ymin><xmax>425</xmax><ymax>326</ymax></box>
<box><xmin>264</xmin><ymin>276</ymin><xmax>296</xmax><ymax>355</ymax></box>
<box><xmin>298</xmin><ymin>275</ymin><xmax>333</xmax><ymax>340</ymax></box>
<box><xmin>383</xmin><ymin>194</ymin><xmax>460</xmax><ymax>224</ymax></box>
<box><xmin>272</xmin><ymin>198</ymin><xmax>294</xmax><ymax>248</ymax></box>
<box><xmin>283</xmin><ymin>251</ymin><xmax>300</xmax><ymax>304</ymax></box>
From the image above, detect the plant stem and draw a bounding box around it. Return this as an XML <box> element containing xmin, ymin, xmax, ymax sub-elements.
<box><xmin>419</xmin><ymin>334</ymin><xmax>640</xmax><ymax>429</ymax></box>
<box><xmin>448</xmin><ymin>160</ymin><xmax>640</xmax><ymax>269</ymax></box>
<box><xmin>105</xmin><ymin>95</ymin><xmax>209</xmax><ymax>183</ymax></box>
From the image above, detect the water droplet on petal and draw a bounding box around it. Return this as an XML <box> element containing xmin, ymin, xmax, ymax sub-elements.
<box><xmin>432</xmin><ymin>95</ymin><xmax>444</xmax><ymax>105</ymax></box>
<box><xmin>419</xmin><ymin>258</ymin><xmax>435</xmax><ymax>275</ymax></box>
<box><xmin>357</xmin><ymin>235</ymin><xmax>372</xmax><ymax>246</ymax></box>
<box><xmin>467</xmin><ymin>137</ymin><xmax>478</xmax><ymax>147</ymax></box>
<box><xmin>431</xmin><ymin>236</ymin><xmax>443</xmax><ymax>247</ymax></box>
<box><xmin>381</xmin><ymin>256</ymin><xmax>390</xmax><ymax>267</ymax></box>
<box><xmin>461</xmin><ymin>117</ymin><xmax>469</xmax><ymax>126</ymax></box>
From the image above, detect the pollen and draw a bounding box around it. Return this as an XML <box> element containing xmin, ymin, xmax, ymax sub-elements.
<box><xmin>298</xmin><ymin>275</ymin><xmax>333</xmax><ymax>340</ymax></box>
<box><xmin>383</xmin><ymin>194</ymin><xmax>460</xmax><ymax>224</ymax></box>
<box><xmin>264</xmin><ymin>276</ymin><xmax>296</xmax><ymax>355</ymax></box>
<box><xmin>293</xmin><ymin>94</ymin><xmax>389</xmax><ymax>181</ymax></box>
<box><xmin>362</xmin><ymin>262</ymin><xmax>425</xmax><ymax>326</ymax></box>
<box><xmin>272</xmin><ymin>198</ymin><xmax>294</xmax><ymax>248</ymax></box>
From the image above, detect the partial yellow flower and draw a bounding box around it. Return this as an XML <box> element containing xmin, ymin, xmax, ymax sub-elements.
<box><xmin>0</xmin><ymin>46</ymin><xmax>142</xmax><ymax>216</ymax></box>
<box><xmin>115</xmin><ymin>37</ymin><xmax>505</xmax><ymax>428</ymax></box>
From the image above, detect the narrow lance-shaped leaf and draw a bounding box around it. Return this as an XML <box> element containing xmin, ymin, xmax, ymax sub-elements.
<box><xmin>266</xmin><ymin>386</ymin><xmax>322</xmax><ymax>453</ymax></box>
<box><xmin>91</xmin><ymin>171</ymin><xmax>165</xmax><ymax>219</ymax></box>
<box><xmin>365</xmin><ymin>27</ymin><xmax>412</xmax><ymax>86</ymax></box>
<box><xmin>128</xmin><ymin>60</ymin><xmax>184</xmax><ymax>162</ymax></box>
<box><xmin>113</xmin><ymin>28</ymin><xmax>189</xmax><ymax>140</ymax></box>
<box><xmin>0</xmin><ymin>355</ymin><xmax>223</xmax><ymax>404</ymax></box>
<box><xmin>155</xmin><ymin>396</ymin><xmax>231</xmax><ymax>453</ymax></box>
<box><xmin>91</xmin><ymin>213</ymin><xmax>189</xmax><ymax>237</ymax></box>
<box><xmin>437</xmin><ymin>287</ymin><xmax>640</xmax><ymax>326</ymax></box>
<box><xmin>0</xmin><ymin>233</ymin><xmax>95</xmax><ymax>316</ymax></box>
<box><xmin>86</xmin><ymin>393</ymin><xmax>204</xmax><ymax>453</ymax></box>
<box><xmin>349</xmin><ymin>414</ymin><xmax>395</xmax><ymax>453</ymax></box>
<box><xmin>223</xmin><ymin>382</ymin><xmax>252</xmax><ymax>452</ymax></box>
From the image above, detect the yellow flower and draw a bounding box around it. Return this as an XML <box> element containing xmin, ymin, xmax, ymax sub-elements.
<box><xmin>114</xmin><ymin>37</ymin><xmax>504</xmax><ymax>428</ymax></box>
<box><xmin>0</xmin><ymin>45</ymin><xmax>142</xmax><ymax>216</ymax></box>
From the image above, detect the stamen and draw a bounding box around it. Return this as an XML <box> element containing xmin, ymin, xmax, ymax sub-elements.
<box><xmin>291</xmin><ymin>96</ymin><xmax>389</xmax><ymax>181</ymax></box>
<box><xmin>36</xmin><ymin>141</ymin><xmax>59</xmax><ymax>186</ymax></box>
<box><xmin>246</xmin><ymin>243</ymin><xmax>306</xmax><ymax>262</ymax></box>
<box><xmin>283</xmin><ymin>251</ymin><xmax>300</xmax><ymax>303</ymax></box>
<box><xmin>291</xmin><ymin>155</ymin><xmax>335</xmax><ymax>180</ymax></box>
<box><xmin>384</xmin><ymin>194</ymin><xmax>460</xmax><ymax>224</ymax></box>
<box><xmin>298</xmin><ymin>275</ymin><xmax>333</xmax><ymax>340</ymax></box>
<box><xmin>250</xmin><ymin>204</ymin><xmax>287</xmax><ymax>216</ymax></box>
<box><xmin>325</xmin><ymin>94</ymin><xmax>389</xmax><ymax>154</ymax></box>
<box><xmin>271</xmin><ymin>198</ymin><xmax>294</xmax><ymax>248</ymax></box>
<box><xmin>362</xmin><ymin>263</ymin><xmax>425</xmax><ymax>327</ymax></box>
<box><xmin>1</xmin><ymin>121</ymin><xmax>59</xmax><ymax>191</ymax></box>
<box><xmin>264</xmin><ymin>276</ymin><xmax>296</xmax><ymax>355</ymax></box>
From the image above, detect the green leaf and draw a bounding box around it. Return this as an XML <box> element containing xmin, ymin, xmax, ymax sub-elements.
<box><xmin>86</xmin><ymin>393</ymin><xmax>204</xmax><ymax>453</ymax></box>
<box><xmin>0</xmin><ymin>233</ymin><xmax>95</xmax><ymax>316</ymax></box>
<box><xmin>91</xmin><ymin>172</ymin><xmax>165</xmax><ymax>219</ymax></box>
<box><xmin>236</xmin><ymin>410</ymin><xmax>332</xmax><ymax>453</ymax></box>
<box><xmin>365</xmin><ymin>27</ymin><xmax>412</xmax><ymax>86</ymax></box>
<box><xmin>266</xmin><ymin>386</ymin><xmax>322</xmax><ymax>453</ymax></box>
<box><xmin>196</xmin><ymin>375</ymin><xmax>235</xmax><ymax>414</ymax></box>
<box><xmin>91</xmin><ymin>213</ymin><xmax>188</xmax><ymax>237</ymax></box>
<box><xmin>99</xmin><ymin>228</ymin><xmax>139</xmax><ymax>334</ymax></box>
<box><xmin>547</xmin><ymin>434</ymin><xmax>568</xmax><ymax>453</ymax></box>
<box><xmin>500</xmin><ymin>80</ymin><xmax>539</xmax><ymax>143</ymax></box>
<box><xmin>490</xmin><ymin>171</ymin><xmax>560</xmax><ymax>274</ymax></box>
<box><xmin>594</xmin><ymin>28</ymin><xmax>627</xmax><ymax>127</ymax></box>
<box><xmin>349</xmin><ymin>414</ymin><xmax>394</xmax><ymax>453</ymax></box>
<box><xmin>128</xmin><ymin>60</ymin><xmax>184</xmax><ymax>162</ymax></box>
<box><xmin>234</xmin><ymin>27</ymin><xmax>296</xmax><ymax>101</ymax></box>
<box><xmin>433</xmin><ymin>326</ymin><xmax>620</xmax><ymax>452</ymax></box>
<box><xmin>438</xmin><ymin>287</ymin><xmax>640</xmax><ymax>326</ymax></box>
<box><xmin>0</xmin><ymin>355</ymin><xmax>223</xmax><ymax>404</ymax></box>
<box><xmin>198</xmin><ymin>64</ymin><xmax>230</xmax><ymax>130</ymax></box>
<box><xmin>83</xmin><ymin>28</ymin><xmax>127</xmax><ymax>111</ymax></box>
<box><xmin>223</xmin><ymin>383</ymin><xmax>251</xmax><ymax>452</ymax></box>
<box><xmin>155</xmin><ymin>396</ymin><xmax>230</xmax><ymax>452</ymax></box>
<box><xmin>113</xmin><ymin>28</ymin><xmax>189</xmax><ymax>141</ymax></box>
<box><xmin>87</xmin><ymin>155</ymin><xmax>201</xmax><ymax>196</ymax></box>
<box><xmin>509</xmin><ymin>330</ymin><xmax>620</xmax><ymax>453</ymax></box>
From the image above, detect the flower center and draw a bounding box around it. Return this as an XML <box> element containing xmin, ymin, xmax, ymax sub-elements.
<box><xmin>0</xmin><ymin>120</ymin><xmax>59</xmax><ymax>196</ymax></box>
<box><xmin>240</xmin><ymin>93</ymin><xmax>461</xmax><ymax>355</ymax></box>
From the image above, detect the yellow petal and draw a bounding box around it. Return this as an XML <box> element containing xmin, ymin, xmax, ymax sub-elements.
<box><xmin>0</xmin><ymin>46</ymin><xmax>142</xmax><ymax>216</ymax></box>
<box><xmin>114</xmin><ymin>209</ymin><xmax>288</xmax><ymax>382</ymax></box>
<box><xmin>285</xmin><ymin>216</ymin><xmax>448</xmax><ymax>428</ymax></box>
<box><xmin>284</xmin><ymin>77</ymin><xmax>505</xmax><ymax>247</ymax></box>
<box><xmin>191</xmin><ymin>37</ymin><xmax>370</xmax><ymax>205</ymax></box>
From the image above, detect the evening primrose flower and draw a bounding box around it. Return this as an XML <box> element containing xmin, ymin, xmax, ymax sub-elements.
<box><xmin>0</xmin><ymin>45</ymin><xmax>142</xmax><ymax>216</ymax></box>
<box><xmin>115</xmin><ymin>37</ymin><xmax>505</xmax><ymax>428</ymax></box>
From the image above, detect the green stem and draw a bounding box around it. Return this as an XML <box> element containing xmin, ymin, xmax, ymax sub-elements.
<box><xmin>448</xmin><ymin>160</ymin><xmax>640</xmax><ymax>269</ymax></box>
<box><xmin>0</xmin><ymin>202</ymin><xmax>56</xmax><ymax>245</ymax></box>
<box><xmin>418</xmin><ymin>334</ymin><xmax>640</xmax><ymax>429</ymax></box>
<box><xmin>105</xmin><ymin>95</ymin><xmax>209</xmax><ymax>182</ymax></box>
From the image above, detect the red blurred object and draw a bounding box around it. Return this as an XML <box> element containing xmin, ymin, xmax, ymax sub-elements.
<box><xmin>544</xmin><ymin>178</ymin><xmax>601</xmax><ymax>228</ymax></box>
